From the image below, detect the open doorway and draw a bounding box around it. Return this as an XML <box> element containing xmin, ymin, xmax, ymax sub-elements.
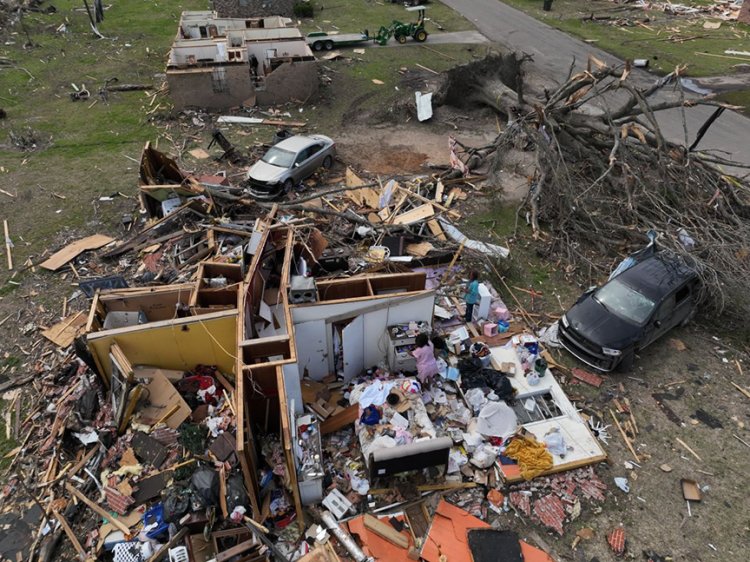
<box><xmin>331</xmin><ymin>315</ymin><xmax>364</xmax><ymax>381</ymax></box>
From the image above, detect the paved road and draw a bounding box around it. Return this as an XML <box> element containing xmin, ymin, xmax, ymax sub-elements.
<box><xmin>440</xmin><ymin>0</ymin><xmax>750</xmax><ymax>167</ymax></box>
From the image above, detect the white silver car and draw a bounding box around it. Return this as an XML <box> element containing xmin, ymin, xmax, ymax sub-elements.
<box><xmin>245</xmin><ymin>134</ymin><xmax>336</xmax><ymax>200</ymax></box>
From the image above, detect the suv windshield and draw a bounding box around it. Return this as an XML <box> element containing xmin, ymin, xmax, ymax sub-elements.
<box><xmin>594</xmin><ymin>279</ymin><xmax>655</xmax><ymax>324</ymax></box>
<box><xmin>261</xmin><ymin>147</ymin><xmax>295</xmax><ymax>168</ymax></box>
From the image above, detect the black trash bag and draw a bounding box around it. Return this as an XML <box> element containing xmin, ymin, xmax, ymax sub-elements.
<box><xmin>76</xmin><ymin>388</ymin><xmax>98</xmax><ymax>423</ymax></box>
<box><xmin>163</xmin><ymin>487</ymin><xmax>191</xmax><ymax>523</ymax></box>
<box><xmin>225</xmin><ymin>474</ymin><xmax>249</xmax><ymax>514</ymax></box>
<box><xmin>458</xmin><ymin>356</ymin><xmax>483</xmax><ymax>376</ymax></box>
<box><xmin>461</xmin><ymin>367</ymin><xmax>515</xmax><ymax>401</ymax></box>
<box><xmin>191</xmin><ymin>467</ymin><xmax>219</xmax><ymax>507</ymax></box>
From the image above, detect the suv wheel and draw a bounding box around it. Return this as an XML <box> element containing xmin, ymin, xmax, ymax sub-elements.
<box><xmin>616</xmin><ymin>351</ymin><xmax>635</xmax><ymax>373</ymax></box>
<box><xmin>322</xmin><ymin>155</ymin><xmax>333</xmax><ymax>169</ymax></box>
<box><xmin>283</xmin><ymin>178</ymin><xmax>294</xmax><ymax>192</ymax></box>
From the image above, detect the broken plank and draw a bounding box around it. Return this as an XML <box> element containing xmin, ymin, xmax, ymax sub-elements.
<box><xmin>391</xmin><ymin>203</ymin><xmax>434</xmax><ymax>226</ymax></box>
<box><xmin>53</xmin><ymin>509</ymin><xmax>86</xmax><ymax>559</ymax></box>
<box><xmin>730</xmin><ymin>381</ymin><xmax>750</xmax><ymax>400</ymax></box>
<box><xmin>3</xmin><ymin>219</ymin><xmax>11</xmax><ymax>270</ymax></box>
<box><xmin>676</xmin><ymin>437</ymin><xmax>703</xmax><ymax>462</ymax></box>
<box><xmin>40</xmin><ymin>234</ymin><xmax>114</xmax><ymax>271</ymax></box>
<box><xmin>362</xmin><ymin>514</ymin><xmax>409</xmax><ymax>549</ymax></box>
<box><xmin>426</xmin><ymin>219</ymin><xmax>447</xmax><ymax>241</ymax></box>
<box><xmin>40</xmin><ymin>311</ymin><xmax>87</xmax><ymax>348</ymax></box>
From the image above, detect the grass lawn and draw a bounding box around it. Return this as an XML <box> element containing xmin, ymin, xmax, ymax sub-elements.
<box><xmin>500</xmin><ymin>0</ymin><xmax>750</xmax><ymax>76</ymax></box>
<box><xmin>300</xmin><ymin>0</ymin><xmax>475</xmax><ymax>35</ymax></box>
<box><xmin>0</xmin><ymin>0</ymin><xmax>209</xmax><ymax>271</ymax></box>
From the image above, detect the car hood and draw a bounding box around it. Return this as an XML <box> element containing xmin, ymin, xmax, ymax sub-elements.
<box><xmin>247</xmin><ymin>160</ymin><xmax>287</xmax><ymax>183</ymax></box>
<box><xmin>566</xmin><ymin>294</ymin><xmax>642</xmax><ymax>350</ymax></box>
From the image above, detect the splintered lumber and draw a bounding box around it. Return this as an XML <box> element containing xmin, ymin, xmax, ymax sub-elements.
<box><xmin>41</xmin><ymin>311</ymin><xmax>87</xmax><ymax>348</ymax></box>
<box><xmin>731</xmin><ymin>381</ymin><xmax>750</xmax><ymax>400</ymax></box>
<box><xmin>65</xmin><ymin>483</ymin><xmax>131</xmax><ymax>534</ymax></box>
<box><xmin>426</xmin><ymin>219</ymin><xmax>447</xmax><ymax>241</ymax></box>
<box><xmin>610</xmin><ymin>409</ymin><xmax>640</xmax><ymax>462</ymax></box>
<box><xmin>53</xmin><ymin>510</ymin><xmax>86</xmax><ymax>558</ymax></box>
<box><xmin>3</xmin><ymin>220</ymin><xmax>11</xmax><ymax>270</ymax></box>
<box><xmin>40</xmin><ymin>234</ymin><xmax>114</xmax><ymax>271</ymax></box>
<box><xmin>676</xmin><ymin>437</ymin><xmax>703</xmax><ymax>462</ymax></box>
<box><xmin>362</xmin><ymin>514</ymin><xmax>409</xmax><ymax>549</ymax></box>
<box><xmin>391</xmin><ymin>203</ymin><xmax>435</xmax><ymax>225</ymax></box>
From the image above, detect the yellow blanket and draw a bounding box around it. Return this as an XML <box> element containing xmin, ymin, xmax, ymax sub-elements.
<box><xmin>504</xmin><ymin>434</ymin><xmax>553</xmax><ymax>480</ymax></box>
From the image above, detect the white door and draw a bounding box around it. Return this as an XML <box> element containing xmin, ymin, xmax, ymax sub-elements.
<box><xmin>294</xmin><ymin>320</ymin><xmax>329</xmax><ymax>380</ymax></box>
<box><xmin>342</xmin><ymin>315</ymin><xmax>364</xmax><ymax>381</ymax></box>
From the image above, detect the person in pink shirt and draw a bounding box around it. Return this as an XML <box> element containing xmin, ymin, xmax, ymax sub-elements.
<box><xmin>412</xmin><ymin>333</ymin><xmax>439</xmax><ymax>384</ymax></box>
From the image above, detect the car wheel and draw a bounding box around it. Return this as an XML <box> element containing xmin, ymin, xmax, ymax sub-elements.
<box><xmin>396</xmin><ymin>34</ymin><xmax>407</xmax><ymax>44</ymax></box>
<box><xmin>616</xmin><ymin>351</ymin><xmax>635</xmax><ymax>373</ymax></box>
<box><xmin>324</xmin><ymin>40</ymin><xmax>334</xmax><ymax>51</ymax></box>
<box><xmin>313</xmin><ymin>41</ymin><xmax>323</xmax><ymax>52</ymax></box>
<box><xmin>322</xmin><ymin>155</ymin><xmax>333</xmax><ymax>170</ymax></box>
<box><xmin>283</xmin><ymin>178</ymin><xmax>294</xmax><ymax>192</ymax></box>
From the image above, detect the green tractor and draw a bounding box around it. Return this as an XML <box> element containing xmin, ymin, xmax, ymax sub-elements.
<box><xmin>375</xmin><ymin>6</ymin><xmax>429</xmax><ymax>46</ymax></box>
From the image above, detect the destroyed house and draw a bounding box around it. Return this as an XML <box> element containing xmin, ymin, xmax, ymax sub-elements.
<box><xmin>167</xmin><ymin>11</ymin><xmax>317</xmax><ymax>109</ymax></box>
<box><xmin>69</xmin><ymin>143</ymin><xmax>609</xmax><ymax>558</ymax></box>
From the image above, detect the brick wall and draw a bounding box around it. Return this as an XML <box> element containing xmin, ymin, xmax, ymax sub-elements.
<box><xmin>213</xmin><ymin>0</ymin><xmax>295</xmax><ymax>18</ymax></box>
<box><xmin>257</xmin><ymin>60</ymin><xmax>319</xmax><ymax>105</ymax></box>
<box><xmin>739</xmin><ymin>1</ymin><xmax>750</xmax><ymax>25</ymax></box>
<box><xmin>167</xmin><ymin>65</ymin><xmax>254</xmax><ymax>110</ymax></box>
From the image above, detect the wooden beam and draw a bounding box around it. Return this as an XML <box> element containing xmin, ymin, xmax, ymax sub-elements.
<box><xmin>53</xmin><ymin>509</ymin><xmax>86</xmax><ymax>559</ymax></box>
<box><xmin>65</xmin><ymin>483</ymin><xmax>131</xmax><ymax>534</ymax></box>
<box><xmin>610</xmin><ymin>409</ymin><xmax>640</xmax><ymax>463</ymax></box>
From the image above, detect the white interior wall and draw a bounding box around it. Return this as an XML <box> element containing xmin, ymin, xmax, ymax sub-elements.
<box><xmin>282</xmin><ymin>363</ymin><xmax>304</xmax><ymax>416</ymax></box>
<box><xmin>292</xmin><ymin>292</ymin><xmax>435</xmax><ymax>381</ymax></box>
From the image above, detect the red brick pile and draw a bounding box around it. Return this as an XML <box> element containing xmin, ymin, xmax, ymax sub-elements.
<box><xmin>508</xmin><ymin>466</ymin><xmax>607</xmax><ymax>535</ymax></box>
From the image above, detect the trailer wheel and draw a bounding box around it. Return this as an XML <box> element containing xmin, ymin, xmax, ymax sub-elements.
<box><xmin>396</xmin><ymin>34</ymin><xmax>407</xmax><ymax>44</ymax></box>
<box><xmin>324</xmin><ymin>40</ymin><xmax>334</xmax><ymax>50</ymax></box>
<box><xmin>313</xmin><ymin>41</ymin><xmax>323</xmax><ymax>52</ymax></box>
<box><xmin>414</xmin><ymin>29</ymin><xmax>428</xmax><ymax>43</ymax></box>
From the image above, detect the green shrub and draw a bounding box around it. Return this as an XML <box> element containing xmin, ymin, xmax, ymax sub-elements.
<box><xmin>293</xmin><ymin>1</ymin><xmax>314</xmax><ymax>18</ymax></box>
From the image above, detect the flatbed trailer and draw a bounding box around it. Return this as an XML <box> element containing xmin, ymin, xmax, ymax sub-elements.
<box><xmin>306</xmin><ymin>32</ymin><xmax>370</xmax><ymax>51</ymax></box>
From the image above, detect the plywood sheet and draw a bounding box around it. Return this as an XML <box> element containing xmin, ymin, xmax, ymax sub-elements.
<box><xmin>40</xmin><ymin>234</ymin><xmax>114</xmax><ymax>271</ymax></box>
<box><xmin>41</xmin><ymin>311</ymin><xmax>87</xmax><ymax>347</ymax></box>
<box><xmin>135</xmin><ymin>368</ymin><xmax>191</xmax><ymax>429</ymax></box>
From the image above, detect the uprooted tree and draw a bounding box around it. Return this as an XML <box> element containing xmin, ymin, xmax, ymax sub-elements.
<box><xmin>436</xmin><ymin>53</ymin><xmax>750</xmax><ymax>318</ymax></box>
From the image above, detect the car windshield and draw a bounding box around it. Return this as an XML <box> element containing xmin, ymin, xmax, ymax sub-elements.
<box><xmin>594</xmin><ymin>279</ymin><xmax>656</xmax><ymax>324</ymax></box>
<box><xmin>261</xmin><ymin>147</ymin><xmax>296</xmax><ymax>168</ymax></box>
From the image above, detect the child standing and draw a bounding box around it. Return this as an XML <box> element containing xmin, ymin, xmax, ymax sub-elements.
<box><xmin>464</xmin><ymin>271</ymin><xmax>480</xmax><ymax>323</ymax></box>
<box><xmin>412</xmin><ymin>333</ymin><xmax>439</xmax><ymax>385</ymax></box>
